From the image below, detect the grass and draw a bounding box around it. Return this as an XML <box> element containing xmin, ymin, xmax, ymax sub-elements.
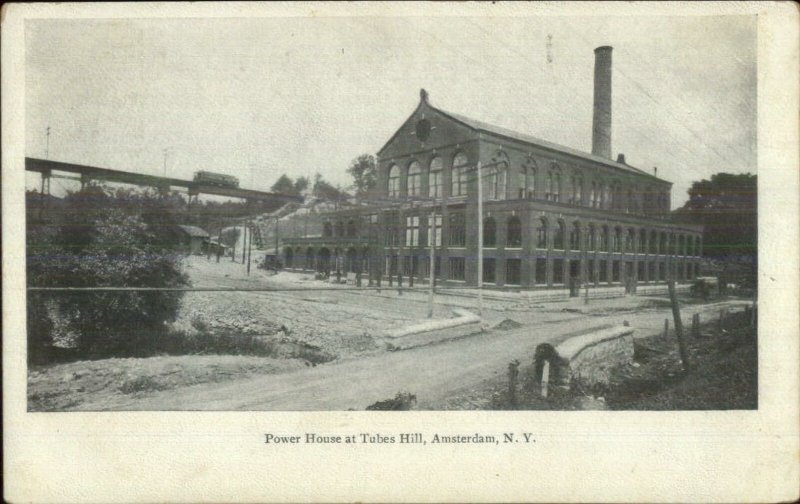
<box><xmin>464</xmin><ymin>310</ymin><xmax>757</xmax><ymax>411</ymax></box>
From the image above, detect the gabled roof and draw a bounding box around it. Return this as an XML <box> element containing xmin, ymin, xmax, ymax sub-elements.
<box><xmin>176</xmin><ymin>225</ymin><xmax>209</xmax><ymax>238</ymax></box>
<box><xmin>379</xmin><ymin>91</ymin><xmax>668</xmax><ymax>183</ymax></box>
<box><xmin>437</xmin><ymin>106</ymin><xmax>654</xmax><ymax>178</ymax></box>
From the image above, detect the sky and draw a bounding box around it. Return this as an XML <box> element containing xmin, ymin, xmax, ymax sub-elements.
<box><xmin>25</xmin><ymin>14</ymin><xmax>756</xmax><ymax>208</ymax></box>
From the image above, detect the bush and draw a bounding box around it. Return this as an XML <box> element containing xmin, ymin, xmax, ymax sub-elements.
<box><xmin>27</xmin><ymin>185</ymin><xmax>189</xmax><ymax>361</ymax></box>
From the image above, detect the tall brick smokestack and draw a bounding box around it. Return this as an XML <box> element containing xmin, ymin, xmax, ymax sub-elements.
<box><xmin>592</xmin><ymin>46</ymin><xmax>613</xmax><ymax>159</ymax></box>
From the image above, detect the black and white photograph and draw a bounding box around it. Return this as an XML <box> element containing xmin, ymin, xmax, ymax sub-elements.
<box><xmin>23</xmin><ymin>11</ymin><xmax>760</xmax><ymax>412</ymax></box>
<box><xmin>4</xmin><ymin>2</ymin><xmax>798</xmax><ymax>503</ymax></box>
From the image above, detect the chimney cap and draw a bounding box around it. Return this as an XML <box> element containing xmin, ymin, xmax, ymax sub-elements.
<box><xmin>616</xmin><ymin>153</ymin><xmax>626</xmax><ymax>164</ymax></box>
<box><xmin>595</xmin><ymin>45</ymin><xmax>613</xmax><ymax>53</ymax></box>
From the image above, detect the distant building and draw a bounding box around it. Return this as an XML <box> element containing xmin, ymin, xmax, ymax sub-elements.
<box><xmin>175</xmin><ymin>225</ymin><xmax>209</xmax><ymax>255</ymax></box>
<box><xmin>281</xmin><ymin>46</ymin><xmax>702</xmax><ymax>291</ymax></box>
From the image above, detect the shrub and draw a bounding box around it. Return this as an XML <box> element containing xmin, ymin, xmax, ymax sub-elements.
<box><xmin>27</xmin><ymin>185</ymin><xmax>189</xmax><ymax>361</ymax></box>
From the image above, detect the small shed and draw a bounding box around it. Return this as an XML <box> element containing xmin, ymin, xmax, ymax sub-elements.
<box><xmin>176</xmin><ymin>225</ymin><xmax>209</xmax><ymax>255</ymax></box>
<box><xmin>206</xmin><ymin>237</ymin><xmax>229</xmax><ymax>257</ymax></box>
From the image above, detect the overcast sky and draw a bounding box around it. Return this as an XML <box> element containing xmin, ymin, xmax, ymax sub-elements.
<box><xmin>25</xmin><ymin>14</ymin><xmax>756</xmax><ymax>207</ymax></box>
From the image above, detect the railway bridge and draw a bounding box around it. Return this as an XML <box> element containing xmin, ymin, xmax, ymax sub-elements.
<box><xmin>25</xmin><ymin>157</ymin><xmax>302</xmax><ymax>205</ymax></box>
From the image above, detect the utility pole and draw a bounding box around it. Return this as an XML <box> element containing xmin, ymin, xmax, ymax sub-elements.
<box><xmin>274</xmin><ymin>215</ymin><xmax>280</xmax><ymax>260</ymax></box>
<box><xmin>428</xmin><ymin>208</ymin><xmax>436</xmax><ymax>318</ymax></box>
<box><xmin>477</xmin><ymin>160</ymin><xmax>484</xmax><ymax>318</ymax></box>
<box><xmin>162</xmin><ymin>148</ymin><xmax>169</xmax><ymax>177</ymax></box>
<box><xmin>45</xmin><ymin>126</ymin><xmax>51</xmax><ymax>159</ymax></box>
<box><xmin>241</xmin><ymin>218</ymin><xmax>247</xmax><ymax>264</ymax></box>
<box><xmin>246</xmin><ymin>220</ymin><xmax>253</xmax><ymax>275</ymax></box>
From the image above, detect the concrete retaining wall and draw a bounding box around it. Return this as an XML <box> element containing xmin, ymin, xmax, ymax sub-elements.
<box><xmin>637</xmin><ymin>283</ymin><xmax>691</xmax><ymax>296</ymax></box>
<box><xmin>537</xmin><ymin>326</ymin><xmax>635</xmax><ymax>389</ymax></box>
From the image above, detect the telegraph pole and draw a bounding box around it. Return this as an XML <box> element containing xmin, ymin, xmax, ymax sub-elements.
<box><xmin>428</xmin><ymin>208</ymin><xmax>436</xmax><ymax>318</ymax></box>
<box><xmin>246</xmin><ymin>220</ymin><xmax>253</xmax><ymax>275</ymax></box>
<box><xmin>477</xmin><ymin>160</ymin><xmax>484</xmax><ymax>318</ymax></box>
<box><xmin>274</xmin><ymin>215</ymin><xmax>280</xmax><ymax>260</ymax></box>
<box><xmin>162</xmin><ymin>147</ymin><xmax>171</xmax><ymax>177</ymax></box>
<box><xmin>242</xmin><ymin>218</ymin><xmax>247</xmax><ymax>264</ymax></box>
<box><xmin>45</xmin><ymin>126</ymin><xmax>51</xmax><ymax>159</ymax></box>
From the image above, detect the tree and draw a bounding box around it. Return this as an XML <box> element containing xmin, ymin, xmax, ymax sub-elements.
<box><xmin>674</xmin><ymin>172</ymin><xmax>757</xmax><ymax>287</ymax></box>
<box><xmin>312</xmin><ymin>173</ymin><xmax>348</xmax><ymax>202</ymax></box>
<box><xmin>347</xmin><ymin>154</ymin><xmax>377</xmax><ymax>196</ymax></box>
<box><xmin>271</xmin><ymin>174</ymin><xmax>297</xmax><ymax>195</ymax></box>
<box><xmin>675</xmin><ymin>173</ymin><xmax>756</xmax><ymax>258</ymax></box>
<box><xmin>294</xmin><ymin>176</ymin><xmax>310</xmax><ymax>195</ymax></box>
<box><xmin>26</xmin><ymin>184</ymin><xmax>189</xmax><ymax>361</ymax></box>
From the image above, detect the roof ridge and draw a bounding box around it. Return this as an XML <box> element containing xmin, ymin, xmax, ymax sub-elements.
<box><xmin>427</xmin><ymin>102</ymin><xmax>657</xmax><ymax>180</ymax></box>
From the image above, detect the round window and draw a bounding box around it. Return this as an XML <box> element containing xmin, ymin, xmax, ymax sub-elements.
<box><xmin>415</xmin><ymin>119</ymin><xmax>431</xmax><ymax>142</ymax></box>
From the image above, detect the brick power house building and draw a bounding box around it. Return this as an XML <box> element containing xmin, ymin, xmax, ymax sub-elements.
<box><xmin>281</xmin><ymin>46</ymin><xmax>703</xmax><ymax>292</ymax></box>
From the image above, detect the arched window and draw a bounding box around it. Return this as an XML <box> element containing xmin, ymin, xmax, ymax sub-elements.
<box><xmin>483</xmin><ymin>217</ymin><xmax>496</xmax><ymax>247</ymax></box>
<box><xmin>546</xmin><ymin>164</ymin><xmax>562</xmax><ymax>202</ymax></box>
<box><xmin>536</xmin><ymin>218</ymin><xmax>548</xmax><ymax>249</ymax></box>
<box><xmin>660</xmin><ymin>232</ymin><xmax>668</xmax><ymax>254</ymax></box>
<box><xmin>554</xmin><ymin>220</ymin><xmax>565</xmax><ymax>250</ymax></box>
<box><xmin>554</xmin><ymin>172</ymin><xmax>562</xmax><ymax>202</ymax></box>
<box><xmin>569</xmin><ymin>222</ymin><xmax>581</xmax><ymax>251</ymax></box>
<box><xmin>306</xmin><ymin>248</ymin><xmax>315</xmax><ymax>269</ymax></box>
<box><xmin>609</xmin><ymin>181</ymin><xmax>620</xmax><ymax>210</ymax></box>
<box><xmin>507</xmin><ymin>216</ymin><xmax>522</xmax><ymax>248</ymax></box>
<box><xmin>520</xmin><ymin>157</ymin><xmax>536</xmax><ymax>199</ymax></box>
<box><xmin>335</xmin><ymin>221</ymin><xmax>345</xmax><ymax>237</ymax></box>
<box><xmin>601</xmin><ymin>225</ymin><xmax>610</xmax><ymax>252</ymax></box>
<box><xmin>485</xmin><ymin>151</ymin><xmax>508</xmax><ymax>200</ymax></box>
<box><xmin>602</xmin><ymin>184</ymin><xmax>611</xmax><ymax>209</ymax></box>
<box><xmin>407</xmin><ymin>161</ymin><xmax>422</xmax><ymax>197</ymax></box>
<box><xmin>650</xmin><ymin>230</ymin><xmax>658</xmax><ymax>254</ymax></box>
<box><xmin>323</xmin><ymin>222</ymin><xmax>332</xmax><ymax>237</ymax></box>
<box><xmin>626</xmin><ymin>228</ymin><xmax>635</xmax><ymax>253</ymax></box>
<box><xmin>570</xmin><ymin>172</ymin><xmax>583</xmax><ymax>205</ymax></box>
<box><xmin>428</xmin><ymin>157</ymin><xmax>443</xmax><ymax>198</ymax></box>
<box><xmin>639</xmin><ymin>229</ymin><xmax>646</xmax><ymax>254</ymax></box>
<box><xmin>612</xmin><ymin>227</ymin><xmax>621</xmax><ymax>252</ymax></box>
<box><xmin>590</xmin><ymin>181</ymin><xmax>598</xmax><ymax>208</ymax></box>
<box><xmin>588</xmin><ymin>224</ymin><xmax>597</xmax><ymax>251</ymax></box>
<box><xmin>388</xmin><ymin>164</ymin><xmax>400</xmax><ymax>198</ymax></box>
<box><xmin>346</xmin><ymin>219</ymin><xmax>357</xmax><ymax>237</ymax></box>
<box><xmin>451</xmin><ymin>152</ymin><xmax>469</xmax><ymax>197</ymax></box>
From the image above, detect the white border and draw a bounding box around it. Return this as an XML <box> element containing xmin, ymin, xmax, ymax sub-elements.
<box><xmin>3</xmin><ymin>2</ymin><xmax>798</xmax><ymax>502</ymax></box>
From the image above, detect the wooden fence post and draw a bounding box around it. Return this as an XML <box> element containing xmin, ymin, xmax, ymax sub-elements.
<box><xmin>508</xmin><ymin>360</ymin><xmax>520</xmax><ymax>407</ymax></box>
<box><xmin>691</xmin><ymin>313</ymin><xmax>700</xmax><ymax>338</ymax></box>
<box><xmin>668</xmin><ymin>280</ymin><xmax>690</xmax><ymax>372</ymax></box>
<box><xmin>541</xmin><ymin>360</ymin><xmax>550</xmax><ymax>399</ymax></box>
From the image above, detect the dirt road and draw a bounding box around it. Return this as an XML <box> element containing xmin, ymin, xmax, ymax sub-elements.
<box><xmin>73</xmin><ymin>299</ymin><xmax>746</xmax><ymax>411</ymax></box>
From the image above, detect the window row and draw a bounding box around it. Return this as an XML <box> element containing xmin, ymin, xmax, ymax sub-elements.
<box><xmin>327</xmin><ymin>213</ymin><xmax>700</xmax><ymax>257</ymax></box>
<box><xmin>386</xmin><ymin>153</ymin><xmax>669</xmax><ymax>214</ymax></box>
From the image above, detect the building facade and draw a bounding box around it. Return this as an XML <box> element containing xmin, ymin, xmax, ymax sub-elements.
<box><xmin>281</xmin><ymin>47</ymin><xmax>702</xmax><ymax>291</ymax></box>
